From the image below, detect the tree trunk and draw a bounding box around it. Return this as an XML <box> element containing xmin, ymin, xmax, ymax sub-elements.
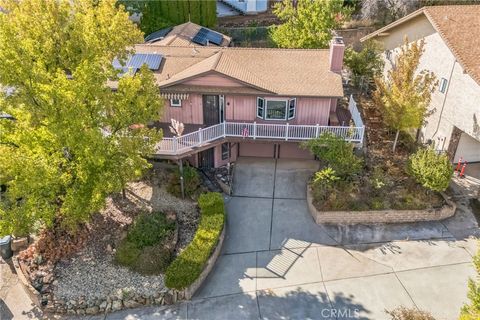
<box><xmin>392</xmin><ymin>130</ymin><xmax>400</xmax><ymax>152</ymax></box>
<box><xmin>122</xmin><ymin>188</ymin><xmax>126</xmax><ymax>199</ymax></box>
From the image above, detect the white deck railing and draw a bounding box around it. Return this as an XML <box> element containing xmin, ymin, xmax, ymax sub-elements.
<box><xmin>348</xmin><ymin>94</ymin><xmax>364</xmax><ymax>128</ymax></box>
<box><xmin>155</xmin><ymin>121</ymin><xmax>365</xmax><ymax>155</ymax></box>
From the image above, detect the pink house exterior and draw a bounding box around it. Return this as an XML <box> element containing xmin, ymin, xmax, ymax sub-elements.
<box><xmin>133</xmin><ymin>36</ymin><xmax>364</xmax><ymax>168</ymax></box>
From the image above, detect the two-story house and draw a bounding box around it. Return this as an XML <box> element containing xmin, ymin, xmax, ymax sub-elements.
<box><xmin>117</xmin><ymin>35</ymin><xmax>364</xmax><ymax>169</ymax></box>
<box><xmin>362</xmin><ymin>5</ymin><xmax>480</xmax><ymax>165</ymax></box>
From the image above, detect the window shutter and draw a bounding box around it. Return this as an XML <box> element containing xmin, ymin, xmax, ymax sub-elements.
<box><xmin>288</xmin><ymin>98</ymin><xmax>296</xmax><ymax>120</ymax></box>
<box><xmin>257</xmin><ymin>97</ymin><xmax>265</xmax><ymax>119</ymax></box>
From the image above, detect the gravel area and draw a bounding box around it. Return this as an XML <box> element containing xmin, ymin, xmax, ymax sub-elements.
<box><xmin>52</xmin><ymin>162</ymin><xmax>200</xmax><ymax>302</ymax></box>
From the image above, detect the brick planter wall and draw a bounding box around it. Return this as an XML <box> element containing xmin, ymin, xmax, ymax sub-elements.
<box><xmin>307</xmin><ymin>187</ymin><xmax>456</xmax><ymax>224</ymax></box>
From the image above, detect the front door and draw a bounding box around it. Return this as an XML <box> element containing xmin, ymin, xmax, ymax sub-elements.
<box><xmin>203</xmin><ymin>95</ymin><xmax>221</xmax><ymax>126</ymax></box>
<box><xmin>198</xmin><ymin>147</ymin><xmax>215</xmax><ymax>169</ymax></box>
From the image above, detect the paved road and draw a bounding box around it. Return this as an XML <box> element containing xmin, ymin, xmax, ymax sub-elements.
<box><xmin>3</xmin><ymin>158</ymin><xmax>479</xmax><ymax>320</ymax></box>
<box><xmin>105</xmin><ymin>157</ymin><xmax>479</xmax><ymax>320</ymax></box>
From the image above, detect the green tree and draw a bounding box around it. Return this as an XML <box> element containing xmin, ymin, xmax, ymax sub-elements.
<box><xmin>460</xmin><ymin>245</ymin><xmax>480</xmax><ymax>320</ymax></box>
<box><xmin>270</xmin><ymin>0</ymin><xmax>352</xmax><ymax>49</ymax></box>
<box><xmin>374</xmin><ymin>37</ymin><xmax>437</xmax><ymax>152</ymax></box>
<box><xmin>0</xmin><ymin>0</ymin><xmax>163</xmax><ymax>235</ymax></box>
<box><xmin>407</xmin><ymin>148</ymin><xmax>453</xmax><ymax>192</ymax></box>
<box><xmin>344</xmin><ymin>40</ymin><xmax>384</xmax><ymax>90</ymax></box>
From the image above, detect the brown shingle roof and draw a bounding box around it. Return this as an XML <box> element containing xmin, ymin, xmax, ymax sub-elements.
<box><xmin>362</xmin><ymin>5</ymin><xmax>480</xmax><ymax>86</ymax></box>
<box><xmin>135</xmin><ymin>44</ymin><xmax>343</xmax><ymax>97</ymax></box>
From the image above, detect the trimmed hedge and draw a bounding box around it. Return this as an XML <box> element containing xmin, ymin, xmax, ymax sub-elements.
<box><xmin>165</xmin><ymin>192</ymin><xmax>225</xmax><ymax>290</ymax></box>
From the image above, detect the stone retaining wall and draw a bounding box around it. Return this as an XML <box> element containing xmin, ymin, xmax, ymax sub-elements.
<box><xmin>307</xmin><ymin>187</ymin><xmax>456</xmax><ymax>224</ymax></box>
<box><xmin>13</xmin><ymin>223</ymin><xmax>226</xmax><ymax>316</ymax></box>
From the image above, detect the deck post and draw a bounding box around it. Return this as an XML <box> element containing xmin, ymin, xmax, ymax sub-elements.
<box><xmin>285</xmin><ymin>123</ymin><xmax>289</xmax><ymax>141</ymax></box>
<box><xmin>315</xmin><ymin>124</ymin><xmax>320</xmax><ymax>138</ymax></box>
<box><xmin>223</xmin><ymin>121</ymin><xmax>226</xmax><ymax>138</ymax></box>
<box><xmin>178</xmin><ymin>160</ymin><xmax>185</xmax><ymax>199</ymax></box>
<box><xmin>173</xmin><ymin>136</ymin><xmax>178</xmax><ymax>153</ymax></box>
<box><xmin>198</xmin><ymin>128</ymin><xmax>203</xmax><ymax>146</ymax></box>
<box><xmin>253</xmin><ymin>122</ymin><xmax>257</xmax><ymax>140</ymax></box>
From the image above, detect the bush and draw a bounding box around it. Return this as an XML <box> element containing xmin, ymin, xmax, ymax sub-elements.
<box><xmin>302</xmin><ymin>133</ymin><xmax>363</xmax><ymax>178</ymax></box>
<box><xmin>387</xmin><ymin>307</ymin><xmax>436</xmax><ymax>320</ymax></box>
<box><xmin>126</xmin><ymin>212</ymin><xmax>175</xmax><ymax>248</ymax></box>
<box><xmin>407</xmin><ymin>148</ymin><xmax>453</xmax><ymax>192</ymax></box>
<box><xmin>344</xmin><ymin>40</ymin><xmax>384</xmax><ymax>89</ymax></box>
<box><xmin>165</xmin><ymin>192</ymin><xmax>225</xmax><ymax>290</ymax></box>
<box><xmin>115</xmin><ymin>212</ymin><xmax>175</xmax><ymax>274</ymax></box>
<box><xmin>167</xmin><ymin>164</ymin><xmax>201</xmax><ymax>198</ymax></box>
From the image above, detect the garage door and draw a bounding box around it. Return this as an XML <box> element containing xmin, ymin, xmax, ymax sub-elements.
<box><xmin>239</xmin><ymin>142</ymin><xmax>275</xmax><ymax>158</ymax></box>
<box><xmin>454</xmin><ymin>133</ymin><xmax>480</xmax><ymax>162</ymax></box>
<box><xmin>278</xmin><ymin>142</ymin><xmax>315</xmax><ymax>160</ymax></box>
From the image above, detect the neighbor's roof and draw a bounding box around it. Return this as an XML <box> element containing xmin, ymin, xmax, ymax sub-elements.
<box><xmin>144</xmin><ymin>22</ymin><xmax>231</xmax><ymax>47</ymax></box>
<box><xmin>362</xmin><ymin>5</ymin><xmax>480</xmax><ymax>85</ymax></box>
<box><xmin>134</xmin><ymin>44</ymin><xmax>343</xmax><ymax>97</ymax></box>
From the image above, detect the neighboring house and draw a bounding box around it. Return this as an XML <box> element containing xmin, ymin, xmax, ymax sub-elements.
<box><xmin>362</xmin><ymin>5</ymin><xmax>480</xmax><ymax>163</ymax></box>
<box><xmin>119</xmin><ymin>36</ymin><xmax>364</xmax><ymax>169</ymax></box>
<box><xmin>221</xmin><ymin>0</ymin><xmax>268</xmax><ymax>15</ymax></box>
<box><xmin>144</xmin><ymin>22</ymin><xmax>231</xmax><ymax>47</ymax></box>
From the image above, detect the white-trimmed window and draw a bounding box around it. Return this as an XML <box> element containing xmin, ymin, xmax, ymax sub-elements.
<box><xmin>257</xmin><ymin>97</ymin><xmax>296</xmax><ymax>121</ymax></box>
<box><xmin>256</xmin><ymin>97</ymin><xmax>265</xmax><ymax>119</ymax></box>
<box><xmin>288</xmin><ymin>98</ymin><xmax>296</xmax><ymax>120</ymax></box>
<box><xmin>221</xmin><ymin>142</ymin><xmax>229</xmax><ymax>160</ymax></box>
<box><xmin>170</xmin><ymin>98</ymin><xmax>182</xmax><ymax>107</ymax></box>
<box><xmin>439</xmin><ymin>78</ymin><xmax>448</xmax><ymax>93</ymax></box>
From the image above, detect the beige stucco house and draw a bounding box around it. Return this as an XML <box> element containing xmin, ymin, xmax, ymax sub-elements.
<box><xmin>362</xmin><ymin>5</ymin><xmax>480</xmax><ymax>163</ymax></box>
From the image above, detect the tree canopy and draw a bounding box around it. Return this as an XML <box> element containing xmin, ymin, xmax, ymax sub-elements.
<box><xmin>270</xmin><ymin>0</ymin><xmax>352</xmax><ymax>49</ymax></box>
<box><xmin>0</xmin><ymin>0</ymin><xmax>163</xmax><ymax>235</ymax></box>
<box><xmin>373</xmin><ymin>37</ymin><xmax>437</xmax><ymax>151</ymax></box>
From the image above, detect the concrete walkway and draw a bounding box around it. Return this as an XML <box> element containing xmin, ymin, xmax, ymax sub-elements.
<box><xmin>3</xmin><ymin>158</ymin><xmax>479</xmax><ymax>319</ymax></box>
<box><xmin>105</xmin><ymin>157</ymin><xmax>479</xmax><ymax>320</ymax></box>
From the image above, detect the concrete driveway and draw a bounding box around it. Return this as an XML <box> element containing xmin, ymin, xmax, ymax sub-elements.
<box><xmin>107</xmin><ymin>158</ymin><xmax>479</xmax><ymax>320</ymax></box>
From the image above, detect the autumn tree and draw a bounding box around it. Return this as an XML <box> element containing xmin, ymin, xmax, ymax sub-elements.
<box><xmin>373</xmin><ymin>37</ymin><xmax>437</xmax><ymax>152</ymax></box>
<box><xmin>270</xmin><ymin>0</ymin><xmax>352</xmax><ymax>49</ymax></box>
<box><xmin>0</xmin><ymin>0</ymin><xmax>163</xmax><ymax>236</ymax></box>
<box><xmin>460</xmin><ymin>246</ymin><xmax>480</xmax><ymax>320</ymax></box>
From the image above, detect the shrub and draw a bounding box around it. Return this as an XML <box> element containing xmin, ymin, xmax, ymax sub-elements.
<box><xmin>126</xmin><ymin>212</ymin><xmax>175</xmax><ymax>248</ymax></box>
<box><xmin>115</xmin><ymin>241</ymin><xmax>141</xmax><ymax>267</ymax></box>
<box><xmin>167</xmin><ymin>164</ymin><xmax>201</xmax><ymax>198</ymax></box>
<box><xmin>344</xmin><ymin>40</ymin><xmax>384</xmax><ymax>89</ymax></box>
<box><xmin>134</xmin><ymin>244</ymin><xmax>173</xmax><ymax>275</ymax></box>
<box><xmin>387</xmin><ymin>307</ymin><xmax>436</xmax><ymax>320</ymax></box>
<box><xmin>165</xmin><ymin>192</ymin><xmax>225</xmax><ymax>290</ymax></box>
<box><xmin>302</xmin><ymin>133</ymin><xmax>363</xmax><ymax>178</ymax></box>
<box><xmin>460</xmin><ymin>245</ymin><xmax>480</xmax><ymax>320</ymax></box>
<box><xmin>407</xmin><ymin>148</ymin><xmax>453</xmax><ymax>192</ymax></box>
<box><xmin>115</xmin><ymin>212</ymin><xmax>175</xmax><ymax>274</ymax></box>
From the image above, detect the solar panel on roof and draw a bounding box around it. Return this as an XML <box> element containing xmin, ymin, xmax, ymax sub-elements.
<box><xmin>113</xmin><ymin>53</ymin><xmax>163</xmax><ymax>73</ymax></box>
<box><xmin>144</xmin><ymin>27</ymin><xmax>173</xmax><ymax>42</ymax></box>
<box><xmin>192</xmin><ymin>27</ymin><xmax>224</xmax><ymax>46</ymax></box>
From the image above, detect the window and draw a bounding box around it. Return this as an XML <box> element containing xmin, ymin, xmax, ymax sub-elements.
<box><xmin>288</xmin><ymin>98</ymin><xmax>296</xmax><ymax>120</ymax></box>
<box><xmin>256</xmin><ymin>97</ymin><xmax>296</xmax><ymax>120</ymax></box>
<box><xmin>256</xmin><ymin>97</ymin><xmax>265</xmax><ymax>119</ymax></box>
<box><xmin>265</xmin><ymin>100</ymin><xmax>288</xmax><ymax>120</ymax></box>
<box><xmin>439</xmin><ymin>78</ymin><xmax>448</xmax><ymax>93</ymax></box>
<box><xmin>221</xmin><ymin>143</ymin><xmax>229</xmax><ymax>160</ymax></box>
<box><xmin>170</xmin><ymin>99</ymin><xmax>182</xmax><ymax>107</ymax></box>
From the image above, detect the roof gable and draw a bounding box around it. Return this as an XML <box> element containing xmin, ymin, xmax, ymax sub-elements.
<box><xmin>362</xmin><ymin>5</ymin><xmax>480</xmax><ymax>86</ymax></box>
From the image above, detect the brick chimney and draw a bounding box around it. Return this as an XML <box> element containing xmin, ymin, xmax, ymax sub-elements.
<box><xmin>329</xmin><ymin>36</ymin><xmax>345</xmax><ymax>73</ymax></box>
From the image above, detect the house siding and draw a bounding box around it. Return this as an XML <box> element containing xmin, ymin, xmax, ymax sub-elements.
<box><xmin>161</xmin><ymin>94</ymin><xmax>203</xmax><ymax>124</ymax></box>
<box><xmin>375</xmin><ymin>15</ymin><xmax>480</xmax><ymax>154</ymax></box>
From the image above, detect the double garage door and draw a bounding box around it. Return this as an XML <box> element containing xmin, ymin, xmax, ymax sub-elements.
<box><xmin>238</xmin><ymin>141</ymin><xmax>314</xmax><ymax>160</ymax></box>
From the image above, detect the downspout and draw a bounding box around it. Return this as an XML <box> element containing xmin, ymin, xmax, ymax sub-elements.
<box><xmin>430</xmin><ymin>59</ymin><xmax>457</xmax><ymax>142</ymax></box>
